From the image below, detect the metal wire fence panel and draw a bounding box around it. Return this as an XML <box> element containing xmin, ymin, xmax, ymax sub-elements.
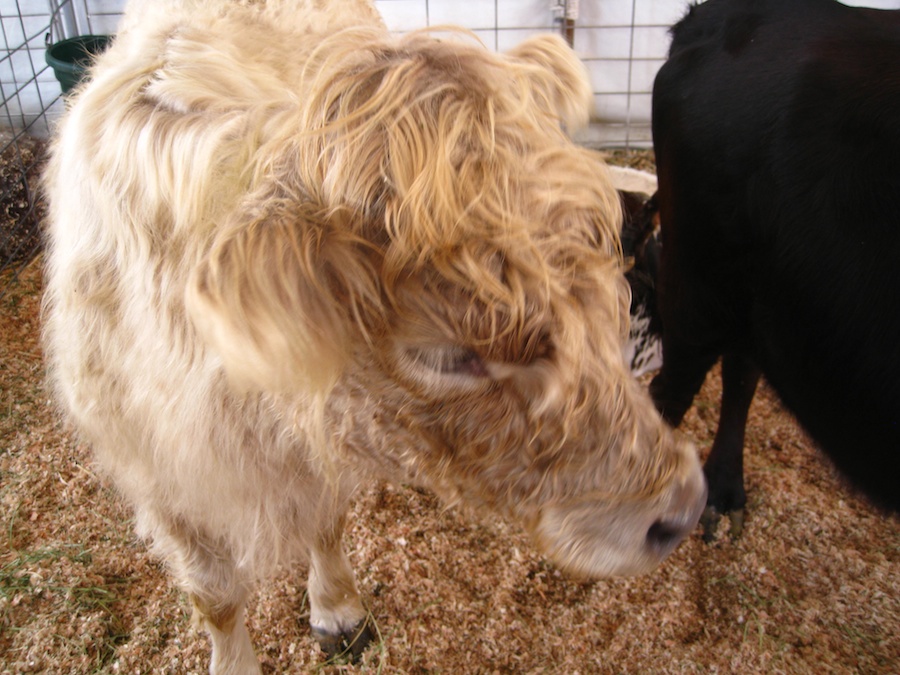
<box><xmin>7</xmin><ymin>1</ymin><xmax>681</xmax><ymax>141</ymax></box>
<box><xmin>18</xmin><ymin>0</ymin><xmax>898</xmax><ymax>295</ymax></box>
<box><xmin>0</xmin><ymin>0</ymin><xmax>114</xmax><ymax>297</ymax></box>
<box><xmin>0</xmin><ymin>1</ymin><xmax>56</xmax><ymax>296</ymax></box>
<box><xmin>373</xmin><ymin>0</ymin><xmax>675</xmax><ymax>147</ymax></box>
<box><xmin>1</xmin><ymin>1</ymin><xmax>59</xmax><ymax>139</ymax></box>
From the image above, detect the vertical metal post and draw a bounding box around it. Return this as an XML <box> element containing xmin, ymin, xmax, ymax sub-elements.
<box><xmin>494</xmin><ymin>0</ymin><xmax>499</xmax><ymax>51</ymax></box>
<box><xmin>552</xmin><ymin>1</ymin><xmax>577</xmax><ymax>48</ymax></box>
<box><xmin>48</xmin><ymin>0</ymin><xmax>78</xmax><ymax>41</ymax></box>
<box><xmin>564</xmin><ymin>0</ymin><xmax>577</xmax><ymax>48</ymax></box>
<box><xmin>624</xmin><ymin>0</ymin><xmax>638</xmax><ymax>149</ymax></box>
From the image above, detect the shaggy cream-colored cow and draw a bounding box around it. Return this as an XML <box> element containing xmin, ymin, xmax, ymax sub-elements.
<box><xmin>43</xmin><ymin>0</ymin><xmax>706</xmax><ymax>671</ymax></box>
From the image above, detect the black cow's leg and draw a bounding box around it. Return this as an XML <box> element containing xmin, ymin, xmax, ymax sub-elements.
<box><xmin>649</xmin><ymin>340</ymin><xmax>718</xmax><ymax>427</ymax></box>
<box><xmin>700</xmin><ymin>351</ymin><xmax>760</xmax><ymax>541</ymax></box>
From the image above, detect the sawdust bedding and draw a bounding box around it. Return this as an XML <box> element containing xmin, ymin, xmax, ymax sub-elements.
<box><xmin>1</xmin><ymin>151</ymin><xmax>898</xmax><ymax>674</ymax></box>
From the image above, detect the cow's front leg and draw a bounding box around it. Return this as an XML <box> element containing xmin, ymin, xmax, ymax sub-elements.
<box><xmin>150</xmin><ymin>512</ymin><xmax>259</xmax><ymax>675</ymax></box>
<box><xmin>308</xmin><ymin>512</ymin><xmax>374</xmax><ymax>661</ymax></box>
<box><xmin>649</xmin><ymin>338</ymin><xmax>718</xmax><ymax>427</ymax></box>
<box><xmin>700</xmin><ymin>351</ymin><xmax>760</xmax><ymax>541</ymax></box>
<box><xmin>191</xmin><ymin>593</ymin><xmax>258</xmax><ymax>675</ymax></box>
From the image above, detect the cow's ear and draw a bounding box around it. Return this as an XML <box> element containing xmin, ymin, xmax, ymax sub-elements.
<box><xmin>504</xmin><ymin>34</ymin><xmax>593</xmax><ymax>133</ymax></box>
<box><xmin>186</xmin><ymin>197</ymin><xmax>381</xmax><ymax>393</ymax></box>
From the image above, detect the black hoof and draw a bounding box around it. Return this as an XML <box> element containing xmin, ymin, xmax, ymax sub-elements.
<box><xmin>312</xmin><ymin>617</ymin><xmax>375</xmax><ymax>663</ymax></box>
<box><xmin>700</xmin><ymin>505</ymin><xmax>721</xmax><ymax>543</ymax></box>
<box><xmin>727</xmin><ymin>508</ymin><xmax>745</xmax><ymax>539</ymax></box>
<box><xmin>700</xmin><ymin>506</ymin><xmax>745</xmax><ymax>542</ymax></box>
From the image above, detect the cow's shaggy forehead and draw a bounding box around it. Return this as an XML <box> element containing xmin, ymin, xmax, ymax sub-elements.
<box><xmin>287</xmin><ymin>27</ymin><xmax>626</xmax><ymax>295</ymax></box>
<box><xmin>315</xmin><ymin>30</ymin><xmax>626</xmax><ymax>354</ymax></box>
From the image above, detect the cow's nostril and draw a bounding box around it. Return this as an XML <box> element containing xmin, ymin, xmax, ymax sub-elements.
<box><xmin>646</xmin><ymin>519</ymin><xmax>688</xmax><ymax>554</ymax></box>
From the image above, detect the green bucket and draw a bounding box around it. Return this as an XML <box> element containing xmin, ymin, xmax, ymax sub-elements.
<box><xmin>45</xmin><ymin>35</ymin><xmax>112</xmax><ymax>94</ymax></box>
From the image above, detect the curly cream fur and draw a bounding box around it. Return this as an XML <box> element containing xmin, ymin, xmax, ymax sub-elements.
<box><xmin>43</xmin><ymin>1</ymin><xmax>705</xmax><ymax>671</ymax></box>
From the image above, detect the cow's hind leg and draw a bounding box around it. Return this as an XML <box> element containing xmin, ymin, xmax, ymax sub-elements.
<box><xmin>700</xmin><ymin>352</ymin><xmax>760</xmax><ymax>541</ymax></box>
<box><xmin>308</xmin><ymin>513</ymin><xmax>374</xmax><ymax>662</ymax></box>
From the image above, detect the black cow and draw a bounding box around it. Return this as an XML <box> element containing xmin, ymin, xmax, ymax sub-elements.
<box><xmin>649</xmin><ymin>0</ymin><xmax>900</xmax><ymax>539</ymax></box>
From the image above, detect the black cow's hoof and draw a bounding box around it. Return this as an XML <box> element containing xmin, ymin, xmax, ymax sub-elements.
<box><xmin>727</xmin><ymin>509</ymin><xmax>745</xmax><ymax>539</ymax></box>
<box><xmin>699</xmin><ymin>505</ymin><xmax>721</xmax><ymax>542</ymax></box>
<box><xmin>700</xmin><ymin>505</ymin><xmax>745</xmax><ymax>542</ymax></box>
<box><xmin>312</xmin><ymin>617</ymin><xmax>375</xmax><ymax>663</ymax></box>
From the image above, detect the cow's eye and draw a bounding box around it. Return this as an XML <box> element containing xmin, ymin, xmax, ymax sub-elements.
<box><xmin>392</xmin><ymin>342</ymin><xmax>494</xmax><ymax>393</ymax></box>
<box><xmin>408</xmin><ymin>345</ymin><xmax>489</xmax><ymax>377</ymax></box>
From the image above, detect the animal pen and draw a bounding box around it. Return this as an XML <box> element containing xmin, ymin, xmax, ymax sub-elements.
<box><xmin>2</xmin><ymin>2</ymin><xmax>899</xmax><ymax>674</ymax></box>
<box><xmin>0</xmin><ymin>0</ymin><xmax>683</xmax><ymax>299</ymax></box>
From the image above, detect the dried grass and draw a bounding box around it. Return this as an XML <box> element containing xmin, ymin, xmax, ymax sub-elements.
<box><xmin>1</xmin><ymin>152</ymin><xmax>897</xmax><ymax>674</ymax></box>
